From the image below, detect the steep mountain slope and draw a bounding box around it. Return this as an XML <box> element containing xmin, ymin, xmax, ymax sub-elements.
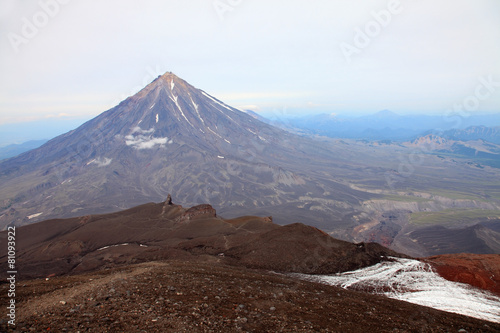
<box><xmin>0</xmin><ymin>72</ymin><xmax>375</xmax><ymax>230</ymax></box>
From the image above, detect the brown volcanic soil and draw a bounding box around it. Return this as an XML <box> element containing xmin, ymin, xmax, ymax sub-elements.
<box><xmin>0</xmin><ymin>198</ymin><xmax>403</xmax><ymax>280</ymax></box>
<box><xmin>425</xmin><ymin>253</ymin><xmax>500</xmax><ymax>296</ymax></box>
<box><xmin>1</xmin><ymin>260</ymin><xmax>499</xmax><ymax>332</ymax></box>
<box><xmin>2</xmin><ymin>199</ymin><xmax>500</xmax><ymax>330</ymax></box>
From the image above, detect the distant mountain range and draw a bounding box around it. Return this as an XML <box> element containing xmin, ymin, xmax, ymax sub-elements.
<box><xmin>0</xmin><ymin>117</ymin><xmax>91</xmax><ymax>148</ymax></box>
<box><xmin>5</xmin><ymin>113</ymin><xmax>499</xmax><ymax>159</ymax></box>
<box><xmin>403</xmin><ymin>126</ymin><xmax>500</xmax><ymax>169</ymax></box>
<box><xmin>0</xmin><ymin>139</ymin><xmax>47</xmax><ymax>161</ymax></box>
<box><xmin>266</xmin><ymin>110</ymin><xmax>500</xmax><ymax>142</ymax></box>
<box><xmin>429</xmin><ymin>125</ymin><xmax>500</xmax><ymax>144</ymax></box>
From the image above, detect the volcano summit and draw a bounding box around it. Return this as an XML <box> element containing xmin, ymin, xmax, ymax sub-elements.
<box><xmin>0</xmin><ymin>72</ymin><xmax>372</xmax><ymax>231</ymax></box>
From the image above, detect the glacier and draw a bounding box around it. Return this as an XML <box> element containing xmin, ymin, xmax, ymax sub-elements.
<box><xmin>293</xmin><ymin>257</ymin><xmax>500</xmax><ymax>323</ymax></box>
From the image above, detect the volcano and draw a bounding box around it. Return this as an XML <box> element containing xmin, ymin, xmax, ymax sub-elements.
<box><xmin>3</xmin><ymin>72</ymin><xmax>499</xmax><ymax>258</ymax></box>
<box><xmin>0</xmin><ymin>72</ymin><xmax>373</xmax><ymax>230</ymax></box>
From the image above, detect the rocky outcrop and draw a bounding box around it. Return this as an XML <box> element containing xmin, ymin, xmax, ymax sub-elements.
<box><xmin>407</xmin><ymin>134</ymin><xmax>448</xmax><ymax>149</ymax></box>
<box><xmin>263</xmin><ymin>216</ymin><xmax>272</xmax><ymax>223</ymax></box>
<box><xmin>175</xmin><ymin>204</ymin><xmax>217</xmax><ymax>223</ymax></box>
<box><xmin>166</xmin><ymin>194</ymin><xmax>173</xmax><ymax>205</ymax></box>
<box><xmin>425</xmin><ymin>254</ymin><xmax>500</xmax><ymax>296</ymax></box>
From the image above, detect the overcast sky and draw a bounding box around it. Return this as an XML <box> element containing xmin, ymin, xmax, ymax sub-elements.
<box><xmin>1</xmin><ymin>0</ymin><xmax>499</xmax><ymax>126</ymax></box>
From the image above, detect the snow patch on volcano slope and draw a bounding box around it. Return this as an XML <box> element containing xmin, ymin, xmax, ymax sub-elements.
<box><xmin>190</xmin><ymin>96</ymin><xmax>205</xmax><ymax>124</ymax></box>
<box><xmin>97</xmin><ymin>243</ymin><xmax>148</xmax><ymax>251</ymax></box>
<box><xmin>170</xmin><ymin>95</ymin><xmax>195</xmax><ymax>129</ymax></box>
<box><xmin>207</xmin><ymin>126</ymin><xmax>223</xmax><ymax>139</ymax></box>
<box><xmin>88</xmin><ymin>157</ymin><xmax>112</xmax><ymax>167</ymax></box>
<box><xmin>202</xmin><ymin>91</ymin><xmax>234</xmax><ymax>112</ymax></box>
<box><xmin>201</xmin><ymin>91</ymin><xmax>237</xmax><ymax>123</ymax></box>
<box><xmin>293</xmin><ymin>257</ymin><xmax>500</xmax><ymax>323</ymax></box>
<box><xmin>27</xmin><ymin>212</ymin><xmax>43</xmax><ymax>219</ymax></box>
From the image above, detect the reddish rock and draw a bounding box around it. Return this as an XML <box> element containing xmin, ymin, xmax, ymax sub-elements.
<box><xmin>425</xmin><ymin>253</ymin><xmax>500</xmax><ymax>296</ymax></box>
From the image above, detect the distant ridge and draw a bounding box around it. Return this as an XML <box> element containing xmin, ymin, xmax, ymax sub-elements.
<box><xmin>440</xmin><ymin>125</ymin><xmax>500</xmax><ymax>144</ymax></box>
<box><xmin>0</xmin><ymin>196</ymin><xmax>402</xmax><ymax>279</ymax></box>
<box><xmin>0</xmin><ymin>139</ymin><xmax>47</xmax><ymax>161</ymax></box>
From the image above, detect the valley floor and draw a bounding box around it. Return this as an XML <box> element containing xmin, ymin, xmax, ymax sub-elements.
<box><xmin>1</xmin><ymin>260</ymin><xmax>499</xmax><ymax>332</ymax></box>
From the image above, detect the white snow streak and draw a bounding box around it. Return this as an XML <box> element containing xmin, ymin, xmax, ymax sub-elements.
<box><xmin>202</xmin><ymin>91</ymin><xmax>234</xmax><ymax>112</ymax></box>
<box><xmin>207</xmin><ymin>126</ymin><xmax>222</xmax><ymax>139</ymax></box>
<box><xmin>97</xmin><ymin>243</ymin><xmax>148</xmax><ymax>251</ymax></box>
<box><xmin>27</xmin><ymin>212</ymin><xmax>42</xmax><ymax>219</ymax></box>
<box><xmin>201</xmin><ymin>91</ymin><xmax>237</xmax><ymax>123</ymax></box>
<box><xmin>170</xmin><ymin>95</ymin><xmax>195</xmax><ymax>129</ymax></box>
<box><xmin>294</xmin><ymin>258</ymin><xmax>500</xmax><ymax>323</ymax></box>
<box><xmin>170</xmin><ymin>80</ymin><xmax>175</xmax><ymax>91</ymax></box>
<box><xmin>217</xmin><ymin>155</ymin><xmax>225</xmax><ymax>159</ymax></box>
<box><xmin>149</xmin><ymin>103</ymin><xmax>155</xmax><ymax>109</ymax></box>
<box><xmin>190</xmin><ymin>96</ymin><xmax>205</xmax><ymax>124</ymax></box>
<box><xmin>224</xmin><ymin>139</ymin><xmax>231</xmax><ymax>144</ymax></box>
<box><xmin>88</xmin><ymin>157</ymin><xmax>112</xmax><ymax>167</ymax></box>
<box><xmin>156</xmin><ymin>114</ymin><xmax>159</xmax><ymax>123</ymax></box>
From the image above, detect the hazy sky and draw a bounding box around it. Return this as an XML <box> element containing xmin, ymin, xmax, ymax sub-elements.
<box><xmin>1</xmin><ymin>0</ymin><xmax>500</xmax><ymax>125</ymax></box>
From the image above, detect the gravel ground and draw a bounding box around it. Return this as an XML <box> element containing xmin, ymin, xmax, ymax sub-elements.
<box><xmin>1</xmin><ymin>260</ymin><xmax>499</xmax><ymax>332</ymax></box>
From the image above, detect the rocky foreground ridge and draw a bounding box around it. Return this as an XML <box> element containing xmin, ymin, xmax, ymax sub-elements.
<box><xmin>2</xmin><ymin>261</ymin><xmax>499</xmax><ymax>332</ymax></box>
<box><xmin>0</xmin><ymin>196</ymin><xmax>402</xmax><ymax>280</ymax></box>
<box><xmin>1</xmin><ymin>197</ymin><xmax>500</xmax><ymax>331</ymax></box>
